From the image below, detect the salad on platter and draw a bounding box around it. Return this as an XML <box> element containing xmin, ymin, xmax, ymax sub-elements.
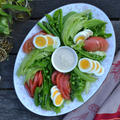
<box><xmin>17</xmin><ymin>9</ymin><xmax>112</xmax><ymax>113</ymax></box>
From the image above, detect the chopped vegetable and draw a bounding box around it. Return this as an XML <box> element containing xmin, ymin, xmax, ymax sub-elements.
<box><xmin>78</xmin><ymin>49</ymin><xmax>106</xmax><ymax>61</ymax></box>
<box><xmin>17</xmin><ymin>46</ymin><xmax>55</xmax><ymax>76</ymax></box>
<box><xmin>37</xmin><ymin>22</ymin><xmax>51</xmax><ymax>34</ymax></box>
<box><xmin>85</xmin><ymin>81</ymin><xmax>91</xmax><ymax>94</ymax></box>
<box><xmin>73</xmin><ymin>67</ymin><xmax>97</xmax><ymax>82</ymax></box>
<box><xmin>83</xmin><ymin>19</ymin><xmax>112</xmax><ymax>38</ymax></box>
<box><xmin>63</xmin><ymin>11</ymin><xmax>76</xmax><ymax>24</ymax></box>
<box><xmin>70</xmin><ymin>71</ymin><xmax>86</xmax><ymax>101</ymax></box>
<box><xmin>62</xmin><ymin>10</ymin><xmax>92</xmax><ymax>46</ymax></box>
<box><xmin>38</xmin><ymin>59</ymin><xmax>63</xmax><ymax>113</ymax></box>
<box><xmin>38</xmin><ymin>9</ymin><xmax>63</xmax><ymax>38</ymax></box>
<box><xmin>84</xmin><ymin>37</ymin><xmax>109</xmax><ymax>52</ymax></box>
<box><xmin>34</xmin><ymin>87</ymin><xmax>42</xmax><ymax>106</ymax></box>
<box><xmin>23</xmin><ymin>31</ymin><xmax>47</xmax><ymax>54</ymax></box>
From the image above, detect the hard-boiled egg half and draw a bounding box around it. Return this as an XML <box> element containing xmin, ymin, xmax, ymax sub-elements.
<box><xmin>33</xmin><ymin>34</ymin><xmax>60</xmax><ymax>49</ymax></box>
<box><xmin>50</xmin><ymin>86</ymin><xmax>64</xmax><ymax>107</ymax></box>
<box><xmin>33</xmin><ymin>35</ymin><xmax>48</xmax><ymax>49</ymax></box>
<box><xmin>78</xmin><ymin>58</ymin><xmax>104</xmax><ymax>76</ymax></box>
<box><xmin>46</xmin><ymin>35</ymin><xmax>60</xmax><ymax>48</ymax></box>
<box><xmin>73</xmin><ymin>29</ymin><xmax>93</xmax><ymax>44</ymax></box>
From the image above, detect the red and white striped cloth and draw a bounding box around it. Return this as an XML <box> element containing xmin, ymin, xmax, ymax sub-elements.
<box><xmin>63</xmin><ymin>51</ymin><xmax>120</xmax><ymax>120</ymax></box>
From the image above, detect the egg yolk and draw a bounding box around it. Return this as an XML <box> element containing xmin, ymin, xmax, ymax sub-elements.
<box><xmin>91</xmin><ymin>61</ymin><xmax>95</xmax><ymax>71</ymax></box>
<box><xmin>98</xmin><ymin>67</ymin><xmax>102</xmax><ymax>73</ymax></box>
<box><xmin>55</xmin><ymin>94</ymin><xmax>63</xmax><ymax>105</ymax></box>
<box><xmin>35</xmin><ymin>36</ymin><xmax>46</xmax><ymax>47</ymax></box>
<box><xmin>80</xmin><ymin>59</ymin><xmax>90</xmax><ymax>69</ymax></box>
<box><xmin>96</xmin><ymin>62</ymin><xmax>100</xmax><ymax>71</ymax></box>
<box><xmin>52</xmin><ymin>90</ymin><xmax>59</xmax><ymax>98</ymax></box>
<box><xmin>76</xmin><ymin>36</ymin><xmax>85</xmax><ymax>43</ymax></box>
<box><xmin>47</xmin><ymin>36</ymin><xmax>54</xmax><ymax>46</ymax></box>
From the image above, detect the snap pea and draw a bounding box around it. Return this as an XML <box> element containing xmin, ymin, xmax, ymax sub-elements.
<box><xmin>45</xmin><ymin>14</ymin><xmax>60</xmax><ymax>36</ymax></box>
<box><xmin>58</xmin><ymin>9</ymin><xmax>63</xmax><ymax>33</ymax></box>
<box><xmin>78</xmin><ymin>49</ymin><xmax>106</xmax><ymax>61</ymax></box>
<box><xmin>42</xmin><ymin>21</ymin><xmax>59</xmax><ymax>36</ymax></box>
<box><xmin>34</xmin><ymin>87</ymin><xmax>42</xmax><ymax>106</ymax></box>
<box><xmin>37</xmin><ymin>22</ymin><xmax>51</xmax><ymax>34</ymax></box>
<box><xmin>74</xmin><ymin>67</ymin><xmax>97</xmax><ymax>82</ymax></box>
<box><xmin>53</xmin><ymin>9</ymin><xmax>60</xmax><ymax>23</ymax></box>
<box><xmin>45</xmin><ymin>14</ymin><xmax>55</xmax><ymax>27</ymax></box>
<box><xmin>53</xmin><ymin>9</ymin><xmax>60</xmax><ymax>32</ymax></box>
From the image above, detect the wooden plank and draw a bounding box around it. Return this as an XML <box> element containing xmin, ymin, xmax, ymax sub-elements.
<box><xmin>0</xmin><ymin>55</ymin><xmax>16</xmax><ymax>89</ymax></box>
<box><xmin>30</xmin><ymin>0</ymin><xmax>120</xmax><ymax>19</ymax></box>
<box><xmin>10</xmin><ymin>20</ymin><xmax>37</xmax><ymax>54</ymax></box>
<box><xmin>0</xmin><ymin>90</ymin><xmax>64</xmax><ymax>120</ymax></box>
<box><xmin>0</xmin><ymin>21</ymin><xmax>120</xmax><ymax>89</ymax></box>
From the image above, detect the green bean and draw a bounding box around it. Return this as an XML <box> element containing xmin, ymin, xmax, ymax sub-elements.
<box><xmin>37</xmin><ymin>22</ymin><xmax>51</xmax><ymax>34</ymax></box>
<box><xmin>58</xmin><ymin>9</ymin><xmax>63</xmax><ymax>33</ymax></box>
<box><xmin>34</xmin><ymin>87</ymin><xmax>42</xmax><ymax>106</ymax></box>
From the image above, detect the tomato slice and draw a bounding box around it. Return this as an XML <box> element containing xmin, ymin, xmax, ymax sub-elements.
<box><xmin>84</xmin><ymin>39</ymin><xmax>98</xmax><ymax>51</ymax></box>
<box><xmin>38</xmin><ymin>71</ymin><xmax>43</xmax><ymax>86</ymax></box>
<box><xmin>23</xmin><ymin>38</ymin><xmax>34</xmax><ymax>54</ymax></box>
<box><xmin>29</xmin><ymin>79</ymin><xmax>34</xmax><ymax>97</ymax></box>
<box><xmin>59</xmin><ymin>74</ymin><xmax>70</xmax><ymax>100</ymax></box>
<box><xmin>24</xmin><ymin>82</ymin><xmax>32</xmax><ymax>97</ymax></box>
<box><xmin>84</xmin><ymin>37</ymin><xmax>109</xmax><ymax>52</ymax></box>
<box><xmin>23</xmin><ymin>31</ymin><xmax>47</xmax><ymax>54</ymax></box>
<box><xmin>62</xmin><ymin>74</ymin><xmax>70</xmax><ymax>99</ymax></box>
<box><xmin>33</xmin><ymin>72</ymin><xmax>39</xmax><ymax>86</ymax></box>
<box><xmin>63</xmin><ymin>74</ymin><xmax>71</xmax><ymax>95</ymax></box>
<box><xmin>52</xmin><ymin>71</ymin><xmax>59</xmax><ymax>85</ymax></box>
<box><xmin>56</xmin><ymin>72</ymin><xmax>63</xmax><ymax>89</ymax></box>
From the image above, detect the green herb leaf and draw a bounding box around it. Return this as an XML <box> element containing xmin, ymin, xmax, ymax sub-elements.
<box><xmin>2</xmin><ymin>3</ymin><xmax>30</xmax><ymax>15</ymax></box>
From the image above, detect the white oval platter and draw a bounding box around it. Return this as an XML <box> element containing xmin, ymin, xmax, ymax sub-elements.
<box><xmin>13</xmin><ymin>3</ymin><xmax>116</xmax><ymax>116</ymax></box>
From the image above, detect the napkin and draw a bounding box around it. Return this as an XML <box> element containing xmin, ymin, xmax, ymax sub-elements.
<box><xmin>63</xmin><ymin>51</ymin><xmax>120</xmax><ymax>120</ymax></box>
<box><xmin>94</xmin><ymin>83</ymin><xmax>120</xmax><ymax>120</ymax></box>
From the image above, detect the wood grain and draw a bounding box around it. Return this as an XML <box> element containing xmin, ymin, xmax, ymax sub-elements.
<box><xmin>0</xmin><ymin>90</ymin><xmax>64</xmax><ymax>120</ymax></box>
<box><xmin>30</xmin><ymin>0</ymin><xmax>120</xmax><ymax>19</ymax></box>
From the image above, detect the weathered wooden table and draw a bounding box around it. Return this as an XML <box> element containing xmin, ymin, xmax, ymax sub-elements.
<box><xmin>0</xmin><ymin>0</ymin><xmax>120</xmax><ymax>120</ymax></box>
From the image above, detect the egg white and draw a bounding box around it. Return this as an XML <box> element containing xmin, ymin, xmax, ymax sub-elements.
<box><xmin>53</xmin><ymin>36</ymin><xmax>61</xmax><ymax>48</ymax></box>
<box><xmin>53</xmin><ymin>93</ymin><xmax>64</xmax><ymax>107</ymax></box>
<box><xmin>95</xmin><ymin>66</ymin><xmax>104</xmax><ymax>76</ymax></box>
<box><xmin>45</xmin><ymin>35</ymin><xmax>55</xmax><ymax>46</ymax></box>
<box><xmin>33</xmin><ymin>35</ymin><xmax>48</xmax><ymax>49</ymax></box>
<box><xmin>50</xmin><ymin>86</ymin><xmax>58</xmax><ymax>93</ymax></box>
<box><xmin>94</xmin><ymin>61</ymin><xmax>101</xmax><ymax>74</ymax></box>
<box><xmin>51</xmin><ymin>88</ymin><xmax>60</xmax><ymax>100</ymax></box>
<box><xmin>73</xmin><ymin>32</ymin><xmax>86</xmax><ymax>44</ymax></box>
<box><xmin>88</xmin><ymin>60</ymin><xmax>97</xmax><ymax>73</ymax></box>
<box><xmin>73</xmin><ymin>29</ymin><xmax>93</xmax><ymax>44</ymax></box>
<box><xmin>84</xmin><ymin>29</ymin><xmax>93</xmax><ymax>36</ymax></box>
<box><xmin>78</xmin><ymin>58</ymin><xmax>93</xmax><ymax>73</ymax></box>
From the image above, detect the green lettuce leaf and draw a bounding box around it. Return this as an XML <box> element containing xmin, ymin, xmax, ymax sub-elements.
<box><xmin>83</xmin><ymin>19</ymin><xmax>112</xmax><ymax>38</ymax></box>
<box><xmin>62</xmin><ymin>10</ymin><xmax>92</xmax><ymax>46</ymax></box>
<box><xmin>17</xmin><ymin>46</ymin><xmax>54</xmax><ymax>77</ymax></box>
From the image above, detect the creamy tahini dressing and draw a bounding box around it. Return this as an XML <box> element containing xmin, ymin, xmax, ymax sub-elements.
<box><xmin>53</xmin><ymin>48</ymin><xmax>75</xmax><ymax>71</ymax></box>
